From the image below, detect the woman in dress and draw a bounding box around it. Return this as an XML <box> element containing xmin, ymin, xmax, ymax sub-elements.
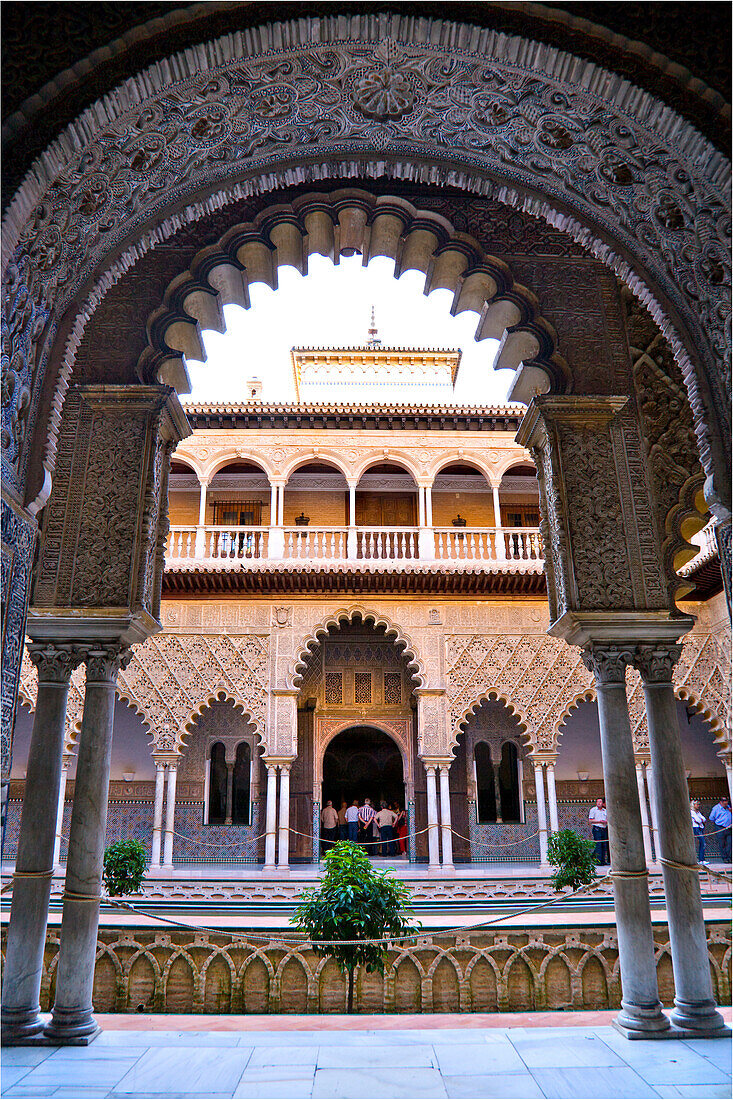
<box><xmin>393</xmin><ymin>803</ymin><xmax>407</xmax><ymax>856</ymax></box>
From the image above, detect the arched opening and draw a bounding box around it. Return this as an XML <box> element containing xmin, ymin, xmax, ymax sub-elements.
<box><xmin>322</xmin><ymin>726</ymin><xmax>404</xmax><ymax>859</ymax></box>
<box><xmin>475</xmin><ymin>741</ymin><xmax>497</xmax><ymax>824</ymax></box>
<box><xmin>498</xmin><ymin>463</ymin><xmax>541</xmax><ymax>559</ymax></box>
<box><xmin>283</xmin><ymin>460</ymin><xmax>350</xmax><ymax>559</ymax></box>
<box><xmin>207</xmin><ymin>742</ymin><xmax>227</xmax><ymax>825</ymax></box>
<box><xmin>499</xmin><ymin>742</ymin><xmax>521</xmax><ymax>823</ymax></box>
<box><xmin>207</xmin><ymin>459</ymin><xmax>271</xmax><ymax>559</ymax></box>
<box><xmin>355</xmin><ymin>462</ymin><xmax>419</xmax><ymax>559</ymax></box>
<box><xmin>232</xmin><ymin>741</ymin><xmax>252</xmax><ymax>826</ymax></box>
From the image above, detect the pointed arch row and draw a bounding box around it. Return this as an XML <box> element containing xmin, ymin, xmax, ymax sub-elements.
<box><xmin>140</xmin><ymin>189</ymin><xmax>568</xmax><ymax>395</ymax></box>
<box><xmin>289</xmin><ymin>603</ymin><xmax>427</xmax><ymax>691</ymax></box>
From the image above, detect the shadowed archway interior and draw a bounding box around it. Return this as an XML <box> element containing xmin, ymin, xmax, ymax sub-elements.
<box><xmin>322</xmin><ymin>725</ymin><xmax>404</xmax><ymax>813</ymax></box>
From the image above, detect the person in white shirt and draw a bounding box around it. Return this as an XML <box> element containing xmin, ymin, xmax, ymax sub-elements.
<box><xmin>321</xmin><ymin>800</ymin><xmax>339</xmax><ymax>852</ymax></box>
<box><xmin>358</xmin><ymin>798</ymin><xmax>376</xmax><ymax>848</ymax></box>
<box><xmin>375</xmin><ymin>802</ymin><xmax>397</xmax><ymax>856</ymax></box>
<box><xmin>588</xmin><ymin>798</ymin><xmax>609</xmax><ymax>865</ymax></box>
<box><xmin>345</xmin><ymin>800</ymin><xmax>360</xmax><ymax>843</ymax></box>
<box><xmin>690</xmin><ymin>799</ymin><xmax>707</xmax><ymax>864</ymax></box>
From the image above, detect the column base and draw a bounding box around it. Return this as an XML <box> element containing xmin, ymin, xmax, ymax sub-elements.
<box><xmin>427</xmin><ymin>863</ymin><xmax>442</xmax><ymax>874</ymax></box>
<box><xmin>671</xmin><ymin>1000</ymin><xmax>730</xmax><ymax>1037</ymax></box>
<box><xmin>614</xmin><ymin>1000</ymin><xmax>671</xmax><ymax>1039</ymax></box>
<box><xmin>43</xmin><ymin>1007</ymin><xmax>101</xmax><ymax>1045</ymax></box>
<box><xmin>263</xmin><ymin>864</ymin><xmax>277</xmax><ymax>873</ymax></box>
<box><xmin>1</xmin><ymin>1006</ymin><xmax>45</xmax><ymax>1045</ymax></box>
<box><xmin>440</xmin><ymin>864</ymin><xmax>456</xmax><ymax>875</ymax></box>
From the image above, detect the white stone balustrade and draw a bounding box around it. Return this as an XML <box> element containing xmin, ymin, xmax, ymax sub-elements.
<box><xmin>166</xmin><ymin>525</ymin><xmax>543</xmax><ymax>568</ymax></box>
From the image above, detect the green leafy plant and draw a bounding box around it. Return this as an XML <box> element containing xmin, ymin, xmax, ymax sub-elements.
<box><xmin>292</xmin><ymin>841</ymin><xmax>419</xmax><ymax>1012</ymax></box>
<box><xmin>547</xmin><ymin>829</ymin><xmax>598</xmax><ymax>891</ymax></box>
<box><xmin>103</xmin><ymin>839</ymin><xmax>148</xmax><ymax>897</ymax></box>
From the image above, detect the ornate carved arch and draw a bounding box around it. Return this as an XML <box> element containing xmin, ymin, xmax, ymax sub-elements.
<box><xmin>289</xmin><ymin>604</ymin><xmax>427</xmax><ymax>690</ymax></box>
<box><xmin>455</xmin><ymin>692</ymin><xmax>531</xmax><ymax>754</ymax></box>
<box><xmin>2</xmin><ymin>14</ymin><xmax>729</xmax><ymax>522</ymax></box>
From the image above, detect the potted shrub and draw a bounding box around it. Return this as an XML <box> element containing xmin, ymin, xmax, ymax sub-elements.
<box><xmin>103</xmin><ymin>839</ymin><xmax>148</xmax><ymax>897</ymax></box>
<box><xmin>547</xmin><ymin>828</ymin><xmax>598</xmax><ymax>891</ymax></box>
<box><xmin>292</xmin><ymin>841</ymin><xmax>418</xmax><ymax>1012</ymax></box>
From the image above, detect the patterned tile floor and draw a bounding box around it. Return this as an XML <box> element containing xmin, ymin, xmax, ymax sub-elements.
<box><xmin>2</xmin><ymin>1015</ymin><xmax>731</xmax><ymax>1099</ymax></box>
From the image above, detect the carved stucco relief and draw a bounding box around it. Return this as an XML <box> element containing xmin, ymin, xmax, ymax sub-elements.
<box><xmin>2</xmin><ymin>19</ymin><xmax>730</xmax><ymax>516</ymax></box>
<box><xmin>445</xmin><ymin>631</ymin><xmax>731</xmax><ymax>759</ymax></box>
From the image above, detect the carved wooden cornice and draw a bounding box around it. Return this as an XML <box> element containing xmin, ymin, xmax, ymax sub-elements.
<box><xmin>182</xmin><ymin>403</ymin><xmax>525</xmax><ymax>433</ymax></box>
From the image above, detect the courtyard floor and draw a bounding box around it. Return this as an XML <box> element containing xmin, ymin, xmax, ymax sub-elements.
<box><xmin>2</xmin><ymin>1012</ymin><xmax>731</xmax><ymax>1100</ymax></box>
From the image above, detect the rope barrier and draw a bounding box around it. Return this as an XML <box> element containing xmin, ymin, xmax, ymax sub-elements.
<box><xmin>105</xmin><ymin>872</ymin><xmax>615</xmax><ymax>950</ymax></box>
<box><xmin>169</xmin><ymin>823</ymin><xmax>540</xmax><ymax>852</ymax></box>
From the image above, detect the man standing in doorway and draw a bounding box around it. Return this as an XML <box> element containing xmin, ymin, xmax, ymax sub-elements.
<box><xmin>358</xmin><ymin>797</ymin><xmax>376</xmax><ymax>850</ymax></box>
<box><xmin>338</xmin><ymin>801</ymin><xmax>348</xmax><ymax>841</ymax></box>
<box><xmin>321</xmin><ymin>800</ymin><xmax>338</xmax><ymax>852</ymax></box>
<box><xmin>710</xmin><ymin>796</ymin><xmax>732</xmax><ymax>863</ymax></box>
<box><xmin>345</xmin><ymin>800</ymin><xmax>360</xmax><ymax>843</ymax></box>
<box><xmin>589</xmin><ymin>797</ymin><xmax>609</xmax><ymax>866</ymax></box>
<box><xmin>375</xmin><ymin>802</ymin><xmax>396</xmax><ymax>857</ymax></box>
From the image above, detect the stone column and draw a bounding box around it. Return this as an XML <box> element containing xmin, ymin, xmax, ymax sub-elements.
<box><xmin>533</xmin><ymin>762</ymin><xmax>549</xmax><ymax>864</ymax></box>
<box><xmin>645</xmin><ymin>760</ymin><xmax>660</xmax><ymax>860</ymax></box>
<box><xmin>438</xmin><ymin>764</ymin><xmax>454</xmax><ymax>870</ymax></box>
<box><xmin>720</xmin><ymin>751</ymin><xmax>733</xmax><ymax>801</ymax></box>
<box><xmin>277</xmin><ymin>764</ymin><xmax>291</xmax><ymax>869</ymax></box>
<box><xmin>1</xmin><ymin>643</ymin><xmax>83</xmax><ymax>1043</ymax></box>
<box><xmin>194</xmin><ymin>479</ymin><xmax>209</xmax><ymax>558</ymax></box>
<box><xmin>545</xmin><ymin>761</ymin><xmax>559</xmax><ymax>834</ymax></box>
<box><xmin>425</xmin><ymin>765</ymin><xmax>441</xmax><ymax>871</ymax></box>
<box><xmin>418</xmin><ymin>486</ymin><xmax>426</xmax><ymax>526</ymax></box>
<box><xmin>53</xmin><ymin>756</ymin><xmax>72</xmax><ymax>869</ymax></box>
<box><xmin>269</xmin><ymin>483</ymin><xmax>285</xmax><ymax>559</ymax></box>
<box><xmin>636</xmin><ymin>644</ymin><xmax>728</xmax><ymax>1036</ymax></box>
<box><xmin>269</xmin><ymin>482</ymin><xmax>278</xmax><ymax>525</ymax></box>
<box><xmin>150</xmin><ymin>762</ymin><xmax>166</xmax><ymax>868</ymax></box>
<box><xmin>224</xmin><ymin>761</ymin><xmax>234</xmax><ymax>825</ymax></box>
<box><xmin>162</xmin><ymin>763</ymin><xmax>177</xmax><ymax>869</ymax></box>
<box><xmin>425</xmin><ymin>485</ymin><xmax>433</xmax><ymax>528</ymax></box>
<box><xmin>492</xmin><ymin>485</ymin><xmax>505</xmax><ymax>560</ymax></box>
<box><xmin>493</xmin><ymin>762</ymin><xmax>504</xmax><ymax>824</ymax></box>
<box><xmin>635</xmin><ymin>760</ymin><xmax>654</xmax><ymax>866</ymax></box>
<box><xmin>44</xmin><ymin>643</ymin><xmax>130</xmax><ymax>1044</ymax></box>
<box><xmin>583</xmin><ymin>645</ymin><xmax>670</xmax><ymax>1037</ymax></box>
<box><xmin>264</xmin><ymin>764</ymin><xmax>278</xmax><ymax>870</ymax></box>
<box><xmin>347</xmin><ymin>480</ymin><xmax>358</xmax><ymax>559</ymax></box>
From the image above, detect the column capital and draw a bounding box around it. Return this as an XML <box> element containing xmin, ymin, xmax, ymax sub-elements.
<box><xmin>82</xmin><ymin>643</ymin><xmax>132</xmax><ymax>683</ymax></box>
<box><xmin>421</xmin><ymin>757</ymin><xmax>453</xmax><ymax>770</ymax></box>
<box><xmin>27</xmin><ymin>642</ymin><xmax>85</xmax><ymax>683</ymax></box>
<box><xmin>582</xmin><ymin>644</ymin><xmax>634</xmax><ymax>685</ymax></box>
<box><xmin>634</xmin><ymin>643</ymin><xmax>683</xmax><ymax>684</ymax></box>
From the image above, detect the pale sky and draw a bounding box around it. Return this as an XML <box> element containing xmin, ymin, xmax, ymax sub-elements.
<box><xmin>183</xmin><ymin>255</ymin><xmax>519</xmax><ymax>407</ymax></box>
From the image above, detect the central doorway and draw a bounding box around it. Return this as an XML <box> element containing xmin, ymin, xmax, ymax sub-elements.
<box><xmin>322</xmin><ymin>726</ymin><xmax>404</xmax><ymax>812</ymax></box>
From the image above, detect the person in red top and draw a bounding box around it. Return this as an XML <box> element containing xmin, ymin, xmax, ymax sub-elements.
<box><xmin>393</xmin><ymin>803</ymin><xmax>407</xmax><ymax>856</ymax></box>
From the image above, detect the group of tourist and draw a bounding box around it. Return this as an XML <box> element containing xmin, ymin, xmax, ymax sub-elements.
<box><xmin>321</xmin><ymin>798</ymin><xmax>408</xmax><ymax>857</ymax></box>
<box><xmin>588</xmin><ymin>794</ymin><xmax>732</xmax><ymax>867</ymax></box>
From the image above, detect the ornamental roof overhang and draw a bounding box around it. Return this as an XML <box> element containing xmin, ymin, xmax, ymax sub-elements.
<box><xmin>161</xmin><ymin>561</ymin><xmax>547</xmax><ymax>597</ymax></box>
<box><xmin>182</xmin><ymin>403</ymin><xmax>525</xmax><ymax>432</ymax></box>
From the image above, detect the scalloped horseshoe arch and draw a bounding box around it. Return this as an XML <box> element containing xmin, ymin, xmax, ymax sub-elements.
<box><xmin>289</xmin><ymin>605</ymin><xmax>427</xmax><ymax>691</ymax></box>
<box><xmin>454</xmin><ymin>691</ymin><xmax>532</xmax><ymax>756</ymax></box>
<box><xmin>140</xmin><ymin>189</ymin><xmax>566</xmax><ymax>395</ymax></box>
<box><xmin>181</xmin><ymin>690</ymin><xmax>263</xmax><ymax>754</ymax></box>
<box><xmin>2</xmin><ymin>13</ymin><xmax>730</xmax><ymax>522</ymax></box>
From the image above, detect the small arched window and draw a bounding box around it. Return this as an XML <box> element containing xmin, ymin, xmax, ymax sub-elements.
<box><xmin>208</xmin><ymin>742</ymin><xmax>227</xmax><ymax>825</ymax></box>
<box><xmin>474</xmin><ymin>742</ymin><xmax>496</xmax><ymax>823</ymax></box>
<box><xmin>232</xmin><ymin>742</ymin><xmax>252</xmax><ymax>825</ymax></box>
<box><xmin>499</xmin><ymin>742</ymin><xmax>521</xmax><ymax>823</ymax></box>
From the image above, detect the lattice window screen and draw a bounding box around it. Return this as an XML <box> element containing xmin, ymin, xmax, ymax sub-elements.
<box><xmin>325</xmin><ymin>672</ymin><xmax>343</xmax><ymax>705</ymax></box>
<box><xmin>355</xmin><ymin>672</ymin><xmax>372</xmax><ymax>705</ymax></box>
<box><xmin>384</xmin><ymin>672</ymin><xmax>402</xmax><ymax>705</ymax></box>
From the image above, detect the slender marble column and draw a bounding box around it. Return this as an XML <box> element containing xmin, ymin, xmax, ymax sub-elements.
<box><xmin>418</xmin><ymin>486</ymin><xmax>426</xmax><ymax>527</ymax></box>
<box><xmin>347</xmin><ymin>482</ymin><xmax>358</xmax><ymax>559</ymax></box>
<box><xmin>493</xmin><ymin>763</ymin><xmax>504</xmax><ymax>824</ymax></box>
<box><xmin>534</xmin><ymin>763</ymin><xmax>548</xmax><ymax>864</ymax></box>
<box><xmin>277</xmin><ymin>765</ymin><xmax>291</xmax><ymax>869</ymax></box>
<box><xmin>224</xmin><ymin>763</ymin><xmax>234</xmax><ymax>825</ymax></box>
<box><xmin>150</xmin><ymin>763</ymin><xmax>166</xmax><ymax>868</ymax></box>
<box><xmin>438</xmin><ymin>765</ymin><xmax>454</xmax><ymax>869</ymax></box>
<box><xmin>194</xmin><ymin>479</ymin><xmax>209</xmax><ymax>558</ymax></box>
<box><xmin>269</xmin><ymin>482</ymin><xmax>278</xmax><ymax>525</ymax></box>
<box><xmin>44</xmin><ymin>644</ymin><xmax>130</xmax><ymax>1043</ymax></box>
<box><xmin>53</xmin><ymin>757</ymin><xmax>72</xmax><ymax>869</ymax></box>
<box><xmin>162</xmin><ymin>765</ymin><xmax>177</xmax><ymax>868</ymax></box>
<box><xmin>425</xmin><ymin>486</ymin><xmax>433</xmax><ymax>528</ymax></box>
<box><xmin>636</xmin><ymin>644</ymin><xmax>728</xmax><ymax>1036</ymax></box>
<box><xmin>635</xmin><ymin>761</ymin><xmax>654</xmax><ymax>866</ymax></box>
<box><xmin>264</xmin><ymin>765</ymin><xmax>278</xmax><ymax>870</ymax></box>
<box><xmin>583</xmin><ymin>645</ymin><xmax>669</xmax><ymax>1037</ymax></box>
<box><xmin>545</xmin><ymin>762</ymin><xmax>559</xmax><ymax>834</ymax></box>
<box><xmin>492</xmin><ymin>486</ymin><xmax>506</xmax><ymax>560</ymax></box>
<box><xmin>2</xmin><ymin>644</ymin><xmax>83</xmax><ymax>1043</ymax></box>
<box><xmin>277</xmin><ymin>484</ymin><xmax>285</xmax><ymax>526</ymax></box>
<box><xmin>645</xmin><ymin>761</ymin><xmax>660</xmax><ymax>861</ymax></box>
<box><xmin>425</xmin><ymin>765</ymin><xmax>441</xmax><ymax>871</ymax></box>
